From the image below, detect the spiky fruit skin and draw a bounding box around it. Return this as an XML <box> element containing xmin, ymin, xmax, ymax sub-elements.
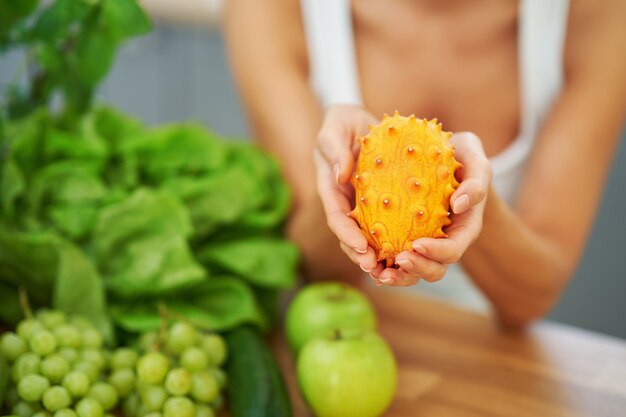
<box><xmin>348</xmin><ymin>113</ymin><xmax>462</xmax><ymax>267</ymax></box>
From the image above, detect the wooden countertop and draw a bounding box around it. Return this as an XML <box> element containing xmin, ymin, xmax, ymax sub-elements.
<box><xmin>272</xmin><ymin>287</ymin><xmax>626</xmax><ymax>417</ymax></box>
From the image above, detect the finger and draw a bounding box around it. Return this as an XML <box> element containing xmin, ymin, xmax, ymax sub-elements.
<box><xmin>449</xmin><ymin>132</ymin><xmax>492</xmax><ymax>214</ymax></box>
<box><xmin>377</xmin><ymin>268</ymin><xmax>420</xmax><ymax>287</ymax></box>
<box><xmin>339</xmin><ymin>243</ymin><xmax>378</xmax><ymax>272</ymax></box>
<box><xmin>412</xmin><ymin>206</ymin><xmax>483</xmax><ymax>263</ymax></box>
<box><xmin>369</xmin><ymin>262</ymin><xmax>385</xmax><ymax>279</ymax></box>
<box><xmin>314</xmin><ymin>151</ymin><xmax>368</xmax><ymax>252</ymax></box>
<box><xmin>394</xmin><ymin>251</ymin><xmax>447</xmax><ymax>282</ymax></box>
<box><xmin>316</xmin><ymin>106</ymin><xmax>378</xmax><ymax>184</ymax></box>
<box><xmin>450</xmin><ymin>178</ymin><xmax>488</xmax><ymax>214</ymax></box>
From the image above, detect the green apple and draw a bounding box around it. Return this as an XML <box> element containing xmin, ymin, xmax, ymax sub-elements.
<box><xmin>286</xmin><ymin>282</ymin><xmax>377</xmax><ymax>353</ymax></box>
<box><xmin>297</xmin><ymin>329</ymin><xmax>397</xmax><ymax>417</ymax></box>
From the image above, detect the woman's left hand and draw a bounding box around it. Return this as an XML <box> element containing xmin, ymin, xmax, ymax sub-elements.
<box><xmin>371</xmin><ymin>131</ymin><xmax>493</xmax><ymax>286</ymax></box>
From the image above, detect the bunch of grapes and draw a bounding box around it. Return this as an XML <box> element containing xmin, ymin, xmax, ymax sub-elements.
<box><xmin>121</xmin><ymin>321</ymin><xmax>228</xmax><ymax>417</ymax></box>
<box><xmin>0</xmin><ymin>309</ymin><xmax>114</xmax><ymax>417</ymax></box>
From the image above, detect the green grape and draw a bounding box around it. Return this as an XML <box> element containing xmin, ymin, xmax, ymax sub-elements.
<box><xmin>5</xmin><ymin>385</ymin><xmax>20</xmax><ymax>408</ymax></box>
<box><xmin>108</xmin><ymin>368</ymin><xmax>135</xmax><ymax>397</ymax></box>
<box><xmin>164</xmin><ymin>368</ymin><xmax>191</xmax><ymax>396</ymax></box>
<box><xmin>12</xmin><ymin>401</ymin><xmax>38</xmax><ymax>417</ymax></box>
<box><xmin>54</xmin><ymin>325</ymin><xmax>83</xmax><ymax>349</ymax></box>
<box><xmin>179</xmin><ymin>347</ymin><xmax>207</xmax><ymax>372</ymax></box>
<box><xmin>200</xmin><ymin>335</ymin><xmax>227</xmax><ymax>367</ymax></box>
<box><xmin>62</xmin><ymin>370</ymin><xmax>90</xmax><ymax>397</ymax></box>
<box><xmin>17</xmin><ymin>318</ymin><xmax>45</xmax><ymax>340</ymax></box>
<box><xmin>138</xmin><ymin>332</ymin><xmax>157</xmax><ymax>353</ymax></box>
<box><xmin>110</xmin><ymin>347</ymin><xmax>138</xmax><ymax>369</ymax></box>
<box><xmin>38</xmin><ymin>310</ymin><xmax>67</xmax><ymax>329</ymax></box>
<box><xmin>42</xmin><ymin>386</ymin><xmax>72</xmax><ymax>412</ymax></box>
<box><xmin>122</xmin><ymin>392</ymin><xmax>140</xmax><ymax>417</ymax></box>
<box><xmin>57</xmin><ymin>348</ymin><xmax>79</xmax><ymax>364</ymax></box>
<box><xmin>75</xmin><ymin>398</ymin><xmax>104</xmax><ymax>417</ymax></box>
<box><xmin>194</xmin><ymin>404</ymin><xmax>215</xmax><ymax>417</ymax></box>
<box><xmin>12</xmin><ymin>352</ymin><xmax>41</xmax><ymax>382</ymax></box>
<box><xmin>137</xmin><ymin>352</ymin><xmax>169</xmax><ymax>384</ymax></box>
<box><xmin>80</xmin><ymin>348</ymin><xmax>106</xmax><ymax>370</ymax></box>
<box><xmin>54</xmin><ymin>409</ymin><xmax>78</xmax><ymax>417</ymax></box>
<box><xmin>209</xmin><ymin>368</ymin><xmax>227</xmax><ymax>390</ymax></box>
<box><xmin>29</xmin><ymin>330</ymin><xmax>58</xmax><ymax>356</ymax></box>
<box><xmin>74</xmin><ymin>361</ymin><xmax>99</xmax><ymax>383</ymax></box>
<box><xmin>41</xmin><ymin>354</ymin><xmax>71</xmax><ymax>383</ymax></box>
<box><xmin>139</xmin><ymin>384</ymin><xmax>168</xmax><ymax>412</ymax></box>
<box><xmin>33</xmin><ymin>411</ymin><xmax>53</xmax><ymax>417</ymax></box>
<box><xmin>210</xmin><ymin>394</ymin><xmax>224</xmax><ymax>411</ymax></box>
<box><xmin>1</xmin><ymin>332</ymin><xmax>28</xmax><ymax>362</ymax></box>
<box><xmin>166</xmin><ymin>322</ymin><xmax>197</xmax><ymax>355</ymax></box>
<box><xmin>87</xmin><ymin>382</ymin><xmax>118</xmax><ymax>411</ymax></box>
<box><xmin>162</xmin><ymin>396</ymin><xmax>195</xmax><ymax>417</ymax></box>
<box><xmin>190</xmin><ymin>372</ymin><xmax>218</xmax><ymax>403</ymax></box>
<box><xmin>70</xmin><ymin>317</ymin><xmax>93</xmax><ymax>330</ymax></box>
<box><xmin>82</xmin><ymin>328</ymin><xmax>103</xmax><ymax>349</ymax></box>
<box><xmin>17</xmin><ymin>374</ymin><xmax>50</xmax><ymax>402</ymax></box>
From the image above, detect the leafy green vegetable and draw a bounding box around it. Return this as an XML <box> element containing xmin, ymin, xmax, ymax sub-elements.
<box><xmin>198</xmin><ymin>238</ymin><xmax>299</xmax><ymax>288</ymax></box>
<box><xmin>110</xmin><ymin>277</ymin><xmax>267</xmax><ymax>333</ymax></box>
<box><xmin>0</xmin><ymin>0</ymin><xmax>298</xmax><ymax>341</ymax></box>
<box><xmin>92</xmin><ymin>189</ymin><xmax>207</xmax><ymax>299</ymax></box>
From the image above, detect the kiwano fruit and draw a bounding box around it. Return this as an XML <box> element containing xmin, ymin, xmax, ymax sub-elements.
<box><xmin>348</xmin><ymin>112</ymin><xmax>462</xmax><ymax>267</ymax></box>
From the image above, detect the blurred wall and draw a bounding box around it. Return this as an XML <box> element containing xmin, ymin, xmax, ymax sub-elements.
<box><xmin>2</xmin><ymin>25</ymin><xmax>625</xmax><ymax>339</ymax></box>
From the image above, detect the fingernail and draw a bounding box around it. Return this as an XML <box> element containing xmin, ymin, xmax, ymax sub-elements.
<box><xmin>354</xmin><ymin>247</ymin><xmax>367</xmax><ymax>254</ymax></box>
<box><xmin>379</xmin><ymin>278</ymin><xmax>393</xmax><ymax>284</ymax></box>
<box><xmin>333</xmin><ymin>164</ymin><xmax>340</xmax><ymax>183</ymax></box>
<box><xmin>453</xmin><ymin>194</ymin><xmax>470</xmax><ymax>213</ymax></box>
<box><xmin>359</xmin><ymin>264</ymin><xmax>373</xmax><ymax>273</ymax></box>
<box><xmin>412</xmin><ymin>243</ymin><xmax>427</xmax><ymax>256</ymax></box>
<box><xmin>396</xmin><ymin>258</ymin><xmax>410</xmax><ymax>268</ymax></box>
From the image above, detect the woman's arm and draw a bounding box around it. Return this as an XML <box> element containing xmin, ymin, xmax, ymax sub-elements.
<box><xmin>223</xmin><ymin>0</ymin><xmax>362</xmax><ymax>281</ymax></box>
<box><xmin>459</xmin><ymin>0</ymin><xmax>626</xmax><ymax>327</ymax></box>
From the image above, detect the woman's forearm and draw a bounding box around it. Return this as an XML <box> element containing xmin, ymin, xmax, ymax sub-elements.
<box><xmin>462</xmin><ymin>187</ymin><xmax>571</xmax><ymax>328</ymax></box>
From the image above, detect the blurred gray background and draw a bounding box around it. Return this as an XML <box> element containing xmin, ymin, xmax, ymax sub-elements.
<box><xmin>2</xmin><ymin>25</ymin><xmax>625</xmax><ymax>339</ymax></box>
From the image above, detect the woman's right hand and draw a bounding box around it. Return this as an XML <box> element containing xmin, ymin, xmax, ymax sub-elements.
<box><xmin>313</xmin><ymin>105</ymin><xmax>381</xmax><ymax>277</ymax></box>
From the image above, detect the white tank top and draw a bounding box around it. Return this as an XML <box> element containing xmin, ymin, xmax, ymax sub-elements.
<box><xmin>301</xmin><ymin>0</ymin><xmax>570</xmax><ymax>311</ymax></box>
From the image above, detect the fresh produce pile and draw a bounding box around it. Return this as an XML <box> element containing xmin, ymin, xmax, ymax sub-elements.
<box><xmin>0</xmin><ymin>0</ymin><xmax>298</xmax><ymax>339</ymax></box>
<box><xmin>1</xmin><ymin>0</ymin><xmax>297</xmax><ymax>416</ymax></box>
<box><xmin>1</xmin><ymin>306</ymin><xmax>229</xmax><ymax>417</ymax></box>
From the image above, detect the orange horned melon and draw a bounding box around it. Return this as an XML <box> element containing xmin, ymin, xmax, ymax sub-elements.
<box><xmin>348</xmin><ymin>112</ymin><xmax>462</xmax><ymax>267</ymax></box>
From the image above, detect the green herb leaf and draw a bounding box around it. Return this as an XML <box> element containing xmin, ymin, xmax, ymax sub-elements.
<box><xmin>101</xmin><ymin>0</ymin><xmax>151</xmax><ymax>40</ymax></box>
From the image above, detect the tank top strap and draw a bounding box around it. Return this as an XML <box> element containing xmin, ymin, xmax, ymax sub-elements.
<box><xmin>518</xmin><ymin>0</ymin><xmax>570</xmax><ymax>140</ymax></box>
<box><xmin>299</xmin><ymin>0</ymin><xmax>361</xmax><ymax>107</ymax></box>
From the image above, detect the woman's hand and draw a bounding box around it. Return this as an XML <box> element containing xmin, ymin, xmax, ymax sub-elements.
<box><xmin>371</xmin><ymin>132</ymin><xmax>492</xmax><ymax>286</ymax></box>
<box><xmin>314</xmin><ymin>105</ymin><xmax>492</xmax><ymax>286</ymax></box>
<box><xmin>313</xmin><ymin>105</ymin><xmax>380</xmax><ymax>272</ymax></box>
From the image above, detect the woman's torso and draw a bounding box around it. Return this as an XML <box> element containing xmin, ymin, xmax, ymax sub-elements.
<box><xmin>300</xmin><ymin>0</ymin><xmax>569</xmax><ymax>310</ymax></box>
<box><xmin>352</xmin><ymin>0</ymin><xmax>520</xmax><ymax>158</ymax></box>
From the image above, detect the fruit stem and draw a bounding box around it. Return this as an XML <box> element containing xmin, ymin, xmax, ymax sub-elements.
<box><xmin>156</xmin><ymin>302</ymin><xmax>170</xmax><ymax>351</ymax></box>
<box><xmin>327</xmin><ymin>286</ymin><xmax>347</xmax><ymax>303</ymax></box>
<box><xmin>18</xmin><ymin>286</ymin><xmax>33</xmax><ymax>319</ymax></box>
<box><xmin>333</xmin><ymin>329</ymin><xmax>342</xmax><ymax>340</ymax></box>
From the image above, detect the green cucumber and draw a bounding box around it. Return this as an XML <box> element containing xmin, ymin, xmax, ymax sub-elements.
<box><xmin>225</xmin><ymin>326</ymin><xmax>292</xmax><ymax>417</ymax></box>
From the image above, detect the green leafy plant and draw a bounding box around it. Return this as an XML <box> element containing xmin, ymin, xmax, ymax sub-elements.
<box><xmin>0</xmin><ymin>0</ymin><xmax>299</xmax><ymax>343</ymax></box>
<box><xmin>1</xmin><ymin>0</ymin><xmax>150</xmax><ymax>123</ymax></box>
